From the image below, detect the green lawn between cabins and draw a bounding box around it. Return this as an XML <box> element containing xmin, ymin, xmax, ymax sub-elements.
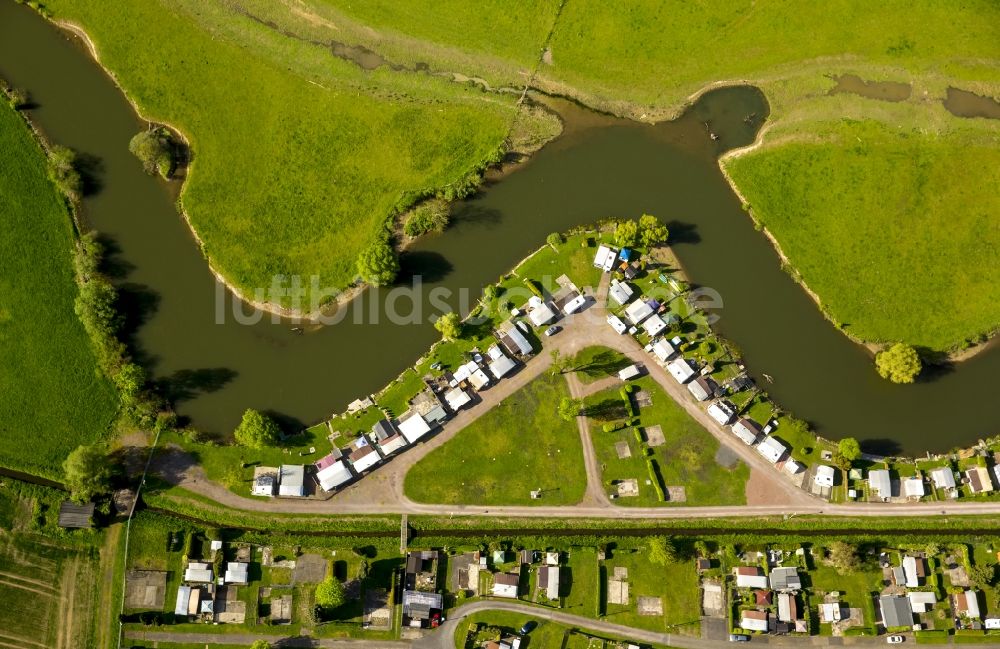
<box><xmin>587</xmin><ymin>375</ymin><xmax>749</xmax><ymax>507</ymax></box>
<box><xmin>0</xmin><ymin>101</ymin><xmax>117</xmax><ymax>479</ymax></box>
<box><xmin>404</xmin><ymin>372</ymin><xmax>586</xmax><ymax>506</ymax></box>
<box><xmin>601</xmin><ymin>547</ymin><xmax>701</xmax><ymax>633</ymax></box>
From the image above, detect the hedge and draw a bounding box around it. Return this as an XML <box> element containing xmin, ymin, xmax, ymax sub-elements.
<box><xmin>646</xmin><ymin>458</ymin><xmax>666</xmax><ymax>502</ymax></box>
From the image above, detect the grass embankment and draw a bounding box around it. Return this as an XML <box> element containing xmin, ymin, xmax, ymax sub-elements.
<box><xmin>43</xmin><ymin>0</ymin><xmax>554</xmax><ymax>308</ymax></box>
<box><xmin>726</xmin><ymin>120</ymin><xmax>1000</xmax><ymax>351</ymax></box>
<box><xmin>0</xmin><ymin>101</ymin><xmax>117</xmax><ymax>478</ymax></box>
<box><xmin>404</xmin><ymin>373</ymin><xmax>587</xmax><ymax>506</ymax></box>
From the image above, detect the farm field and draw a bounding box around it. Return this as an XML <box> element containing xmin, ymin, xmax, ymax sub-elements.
<box><xmin>726</xmin><ymin>119</ymin><xmax>1000</xmax><ymax>351</ymax></box>
<box><xmin>0</xmin><ymin>100</ymin><xmax>117</xmax><ymax>478</ymax></box>
<box><xmin>404</xmin><ymin>373</ymin><xmax>587</xmax><ymax>506</ymax></box>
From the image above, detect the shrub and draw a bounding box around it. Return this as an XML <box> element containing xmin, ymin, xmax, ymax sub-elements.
<box><xmin>129</xmin><ymin>127</ymin><xmax>176</xmax><ymax>178</ymax></box>
<box><xmin>233</xmin><ymin>409</ymin><xmax>281</xmax><ymax>449</ymax></box>
<box><xmin>875</xmin><ymin>343</ymin><xmax>922</xmax><ymax>383</ymax></box>
<box><xmin>646</xmin><ymin>458</ymin><xmax>666</xmax><ymax>501</ymax></box>
<box><xmin>46</xmin><ymin>145</ymin><xmax>82</xmax><ymax>200</ymax></box>
<box><xmin>403</xmin><ymin>199</ymin><xmax>449</xmax><ymax>237</ymax></box>
<box><xmin>356</xmin><ymin>234</ymin><xmax>399</xmax><ymax>286</ymax></box>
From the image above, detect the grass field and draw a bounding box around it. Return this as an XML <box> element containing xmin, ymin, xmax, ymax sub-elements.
<box><xmin>602</xmin><ymin>548</ymin><xmax>701</xmax><ymax>633</ymax></box>
<box><xmin>404</xmin><ymin>373</ymin><xmax>586</xmax><ymax>506</ymax></box>
<box><xmin>44</xmin><ymin>0</ymin><xmax>536</xmax><ymax>308</ymax></box>
<box><xmin>587</xmin><ymin>375</ymin><xmax>748</xmax><ymax>506</ymax></box>
<box><xmin>0</xmin><ymin>101</ymin><xmax>117</xmax><ymax>478</ymax></box>
<box><xmin>726</xmin><ymin>119</ymin><xmax>1000</xmax><ymax>351</ymax></box>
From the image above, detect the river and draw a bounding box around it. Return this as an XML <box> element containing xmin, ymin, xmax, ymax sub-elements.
<box><xmin>1</xmin><ymin>1</ymin><xmax>996</xmax><ymax>454</ymax></box>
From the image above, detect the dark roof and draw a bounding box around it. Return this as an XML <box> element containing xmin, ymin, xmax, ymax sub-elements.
<box><xmin>881</xmin><ymin>595</ymin><xmax>914</xmax><ymax>628</ymax></box>
<box><xmin>737</xmin><ymin>417</ymin><xmax>763</xmax><ymax>435</ymax></box>
<box><xmin>371</xmin><ymin>419</ymin><xmax>396</xmax><ymax>441</ymax></box>
<box><xmin>494</xmin><ymin>572</ymin><xmax>520</xmax><ymax>586</ymax></box>
<box><xmin>58</xmin><ymin>501</ymin><xmax>95</xmax><ymax>528</ymax></box>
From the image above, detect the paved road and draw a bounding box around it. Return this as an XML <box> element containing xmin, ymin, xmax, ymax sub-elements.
<box><xmin>124</xmin><ymin>629</ymin><xmax>409</xmax><ymax>647</ymax></box>
<box><xmin>150</xmin><ymin>269</ymin><xmax>1000</xmax><ymax>520</ymax></box>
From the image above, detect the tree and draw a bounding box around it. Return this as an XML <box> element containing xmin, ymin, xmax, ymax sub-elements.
<box><xmin>434</xmin><ymin>312</ymin><xmax>463</xmax><ymax>341</ymax></box>
<box><xmin>129</xmin><ymin>128</ymin><xmax>175</xmax><ymax>178</ymax></box>
<box><xmin>403</xmin><ymin>199</ymin><xmax>449</xmax><ymax>237</ymax></box>
<box><xmin>638</xmin><ymin>214</ymin><xmax>669</xmax><ymax>247</ymax></box>
<box><xmin>114</xmin><ymin>362</ymin><xmax>147</xmax><ymax>403</ymax></box>
<box><xmin>648</xmin><ymin>536</ymin><xmax>677</xmax><ymax>565</ymax></box>
<box><xmin>47</xmin><ymin>145</ymin><xmax>82</xmax><ymax>200</ymax></box>
<box><xmin>63</xmin><ymin>444</ymin><xmax>111</xmax><ymax>503</ymax></box>
<box><xmin>233</xmin><ymin>408</ymin><xmax>281</xmax><ymax>449</ymax></box>
<box><xmin>827</xmin><ymin>541</ymin><xmax>860</xmax><ymax>574</ymax></box>
<box><xmin>613</xmin><ymin>220</ymin><xmax>638</xmax><ymax>247</ymax></box>
<box><xmin>546</xmin><ymin>232</ymin><xmax>563</xmax><ymax>248</ymax></box>
<box><xmin>875</xmin><ymin>343</ymin><xmax>921</xmax><ymax>384</ymax></box>
<box><xmin>315</xmin><ymin>574</ymin><xmax>346</xmax><ymax>609</ymax></box>
<box><xmin>837</xmin><ymin>437</ymin><xmax>862</xmax><ymax>463</ymax></box>
<box><xmin>969</xmin><ymin>563</ymin><xmax>997</xmax><ymax>590</ymax></box>
<box><xmin>557</xmin><ymin>397</ymin><xmax>581</xmax><ymax>422</ymax></box>
<box><xmin>6</xmin><ymin>87</ymin><xmax>28</xmax><ymax>110</ymax></box>
<box><xmin>250</xmin><ymin>641</ymin><xmax>271</xmax><ymax>649</ymax></box>
<box><xmin>356</xmin><ymin>237</ymin><xmax>399</xmax><ymax>286</ymax></box>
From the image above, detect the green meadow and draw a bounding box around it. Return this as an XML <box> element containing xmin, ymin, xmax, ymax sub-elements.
<box><xmin>0</xmin><ymin>102</ymin><xmax>117</xmax><ymax>478</ymax></box>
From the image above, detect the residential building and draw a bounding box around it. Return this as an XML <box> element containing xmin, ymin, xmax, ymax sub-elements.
<box><xmin>814</xmin><ymin>465</ymin><xmax>835</xmax><ymax>488</ymax></box>
<box><xmin>756</xmin><ymin>436</ymin><xmax>788</xmax><ymax>464</ymax></box>
<box><xmin>545</xmin><ymin>552</ymin><xmax>560</xmax><ymax>565</ymax></box>
<box><xmin>278</xmin><ymin>464</ymin><xmax>306</xmax><ymax>497</ymax></box>
<box><xmin>754</xmin><ymin>589</ymin><xmax>773</xmax><ymax>606</ymax></box>
<box><xmin>538</xmin><ymin>566</ymin><xmax>560</xmax><ymax>600</ymax></box>
<box><xmin>902</xmin><ymin>555</ymin><xmax>925</xmax><ymax>588</ymax></box>
<box><xmin>174</xmin><ymin>585</ymin><xmax>193</xmax><ymax>617</ymax></box>
<box><xmin>251</xmin><ymin>469</ymin><xmax>276</xmax><ymax>497</ymax></box>
<box><xmin>618</xmin><ymin>364</ymin><xmax>641</xmax><ymax>380</ymax></box>
<box><xmin>224</xmin><ymin>562</ymin><xmax>249</xmax><ymax>585</ymax></box>
<box><xmin>778</xmin><ymin>593</ymin><xmax>798</xmax><ymax>622</ymax></box>
<box><xmin>492</xmin><ymin>572</ymin><xmax>520</xmax><ymax>598</ymax></box>
<box><xmin>527</xmin><ymin>299</ymin><xmax>557</xmax><ymax>327</ymax></box>
<box><xmin>821</xmin><ymin>603</ymin><xmax>844</xmax><ymax>622</ymax></box>
<box><xmin>609</xmin><ymin>279</ymin><xmax>633</xmax><ymax>306</ymax></box>
<box><xmin>784</xmin><ymin>460</ymin><xmax>804</xmax><ymax>475</ymax></box>
<box><xmin>398</xmin><ymin>411</ymin><xmax>432</xmax><ymax>443</ymax></box>
<box><xmin>651</xmin><ymin>339</ymin><xmax>677</xmax><ymax>362</ymax></box>
<box><xmin>667</xmin><ymin>358</ymin><xmax>696</xmax><ymax>383</ymax></box>
<box><xmin>707</xmin><ymin>400</ymin><xmax>736</xmax><ymax>426</ymax></box>
<box><xmin>624</xmin><ymin>299</ymin><xmax>654</xmax><ymax>325</ymax></box>
<box><xmin>562</xmin><ymin>294</ymin><xmax>587</xmax><ymax>315</ymax></box>
<box><xmin>402</xmin><ymin>590</ymin><xmax>443</xmax><ymax>628</ymax></box>
<box><xmin>183</xmin><ymin>562</ymin><xmax>213</xmax><ymax>583</ymax></box>
<box><xmin>444</xmin><ymin>386</ymin><xmax>473</xmax><ymax>411</ymax></box>
<box><xmin>869</xmin><ymin>469</ymin><xmax>892</xmax><ymax>500</ymax></box>
<box><xmin>880</xmin><ymin>595</ymin><xmax>914</xmax><ymax>628</ymax></box>
<box><xmin>965</xmin><ymin>465</ymin><xmax>995</xmax><ymax>494</ymax></box>
<box><xmin>735</xmin><ymin>566</ymin><xmax>769</xmax><ymax>589</ymax></box>
<box><xmin>593</xmin><ymin>245</ymin><xmax>617</xmax><ymax>271</ymax></box>
<box><xmin>769</xmin><ymin>567</ymin><xmax>802</xmax><ymax>592</ymax></box>
<box><xmin>740</xmin><ymin>610</ymin><xmax>768</xmax><ymax>632</ymax></box>
<box><xmin>930</xmin><ymin>466</ymin><xmax>956</xmax><ymax>491</ymax></box>
<box><xmin>348</xmin><ymin>439</ymin><xmax>382</xmax><ymax>474</ymax></box>
<box><xmin>497</xmin><ymin>322</ymin><xmax>533</xmax><ymax>356</ymax></box>
<box><xmin>687</xmin><ymin>376</ymin><xmax>717</xmax><ymax>402</ymax></box>
<box><xmin>731</xmin><ymin>417</ymin><xmax>761</xmax><ymax>445</ymax></box>
<box><xmin>907</xmin><ymin>591</ymin><xmax>936</xmax><ymax>613</ymax></box>
<box><xmin>607</xmin><ymin>314</ymin><xmax>628</xmax><ymax>334</ymax></box>
<box><xmin>371</xmin><ymin>419</ymin><xmax>397</xmax><ymax>442</ymax></box>
<box><xmin>376</xmin><ymin>432</ymin><xmax>408</xmax><ymax>456</ymax></box>
<box><xmin>315</xmin><ymin>458</ymin><xmax>353</xmax><ymax>492</ymax></box>
<box><xmin>642</xmin><ymin>313</ymin><xmax>667</xmax><ymax>336</ymax></box>
<box><xmin>902</xmin><ymin>477</ymin><xmax>925</xmax><ymax>498</ymax></box>
<box><xmin>956</xmin><ymin>591</ymin><xmax>982</xmax><ymax>619</ymax></box>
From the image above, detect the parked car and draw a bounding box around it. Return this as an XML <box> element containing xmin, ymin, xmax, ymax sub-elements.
<box><xmin>729</xmin><ymin>634</ymin><xmax>750</xmax><ymax>643</ymax></box>
<box><xmin>520</xmin><ymin>621</ymin><xmax>537</xmax><ymax>634</ymax></box>
<box><xmin>887</xmin><ymin>636</ymin><xmax>904</xmax><ymax>644</ymax></box>
<box><xmin>544</xmin><ymin>325</ymin><xmax>561</xmax><ymax>337</ymax></box>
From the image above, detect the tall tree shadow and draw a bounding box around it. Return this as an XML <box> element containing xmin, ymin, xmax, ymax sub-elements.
<box><xmin>76</xmin><ymin>152</ymin><xmax>104</xmax><ymax>197</ymax></box>
<box><xmin>397</xmin><ymin>250</ymin><xmax>453</xmax><ymax>284</ymax></box>
<box><xmin>665</xmin><ymin>220</ymin><xmax>700</xmax><ymax>245</ymax></box>
<box><xmin>155</xmin><ymin>367</ymin><xmax>238</xmax><ymax>404</ymax></box>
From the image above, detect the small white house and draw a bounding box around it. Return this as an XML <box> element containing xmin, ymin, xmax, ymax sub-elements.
<box><xmin>528</xmin><ymin>300</ymin><xmax>558</xmax><ymax>327</ymax></box>
<box><xmin>814</xmin><ymin>465</ymin><xmax>835</xmax><ymax>488</ymax></box>
<box><xmin>608</xmin><ymin>279</ymin><xmax>633</xmax><ymax>306</ymax></box>
<box><xmin>869</xmin><ymin>469</ymin><xmax>892</xmax><ymax>500</ymax></box>
<box><xmin>316</xmin><ymin>459</ymin><xmax>353</xmax><ymax>491</ymax></box>
<box><xmin>667</xmin><ymin>358</ymin><xmax>696</xmax><ymax>383</ymax></box>
<box><xmin>607</xmin><ymin>314</ymin><xmax>628</xmax><ymax>334</ymax></box>
<box><xmin>617</xmin><ymin>364</ymin><xmax>641</xmax><ymax>380</ymax></box>
<box><xmin>930</xmin><ymin>467</ymin><xmax>957</xmax><ymax>493</ymax></box>
<box><xmin>624</xmin><ymin>299</ymin><xmax>654</xmax><ymax>325</ymax></box>
<box><xmin>398</xmin><ymin>411</ymin><xmax>432</xmax><ymax>443</ymax></box>
<box><xmin>562</xmin><ymin>294</ymin><xmax>587</xmax><ymax>315</ymax></box>
<box><xmin>183</xmin><ymin>562</ymin><xmax>213</xmax><ymax>583</ymax></box>
<box><xmin>707</xmin><ymin>401</ymin><xmax>736</xmax><ymax>426</ymax></box>
<box><xmin>756</xmin><ymin>436</ymin><xmax>788</xmax><ymax>464</ymax></box>
<box><xmin>278</xmin><ymin>464</ymin><xmax>306</xmax><ymax>497</ymax></box>
<box><xmin>651</xmin><ymin>339</ymin><xmax>677</xmax><ymax>362</ymax></box>
<box><xmin>907</xmin><ymin>591</ymin><xmax>936</xmax><ymax>613</ymax></box>
<box><xmin>740</xmin><ymin>610</ymin><xmax>769</xmax><ymax>632</ymax></box>
<box><xmin>224</xmin><ymin>562</ymin><xmax>249</xmax><ymax>585</ymax></box>
<box><xmin>445</xmin><ymin>386</ymin><xmax>473</xmax><ymax>411</ymax></box>
<box><xmin>593</xmin><ymin>245</ymin><xmax>617</xmax><ymax>271</ymax></box>
<box><xmin>488</xmin><ymin>354</ymin><xmax>517</xmax><ymax>380</ymax></box>
<box><xmin>349</xmin><ymin>440</ymin><xmax>382</xmax><ymax>474</ymax></box>
<box><xmin>642</xmin><ymin>314</ymin><xmax>667</xmax><ymax>336</ymax></box>
<box><xmin>902</xmin><ymin>477</ymin><xmax>925</xmax><ymax>498</ymax></box>
<box><xmin>731</xmin><ymin>418</ymin><xmax>761</xmax><ymax>445</ymax></box>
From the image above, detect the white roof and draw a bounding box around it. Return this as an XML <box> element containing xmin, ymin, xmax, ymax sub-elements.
<box><xmin>594</xmin><ymin>245</ymin><xmax>613</xmax><ymax>268</ymax></box>
<box><xmin>562</xmin><ymin>295</ymin><xmax>587</xmax><ymax>315</ymax></box>
<box><xmin>350</xmin><ymin>447</ymin><xmax>382</xmax><ymax>474</ymax></box>
<box><xmin>821</xmin><ymin>603</ymin><xmax>843</xmax><ymax>622</ymax></box>
<box><xmin>398</xmin><ymin>412</ymin><xmax>432</xmax><ymax>443</ymax></box>
<box><xmin>930</xmin><ymin>467</ymin><xmax>956</xmax><ymax>490</ymax></box>
<box><xmin>175</xmin><ymin>586</ymin><xmax>191</xmax><ymax>615</ymax></box>
<box><xmin>184</xmin><ymin>567</ymin><xmax>213</xmax><ymax>583</ymax></box>
<box><xmin>740</xmin><ymin>613</ymin><xmax>769</xmax><ymax>632</ymax></box>
<box><xmin>686</xmin><ymin>377</ymin><xmax>713</xmax><ymax>401</ymax></box>
<box><xmin>492</xmin><ymin>583</ymin><xmax>518</xmax><ymax>598</ymax></box>
<box><xmin>778</xmin><ymin>592</ymin><xmax>795</xmax><ymax>622</ymax></box>
<box><xmin>225</xmin><ymin>562</ymin><xmax>249</xmax><ymax>585</ymax></box>
<box><xmin>609</xmin><ymin>279</ymin><xmax>633</xmax><ymax>305</ymax></box>
<box><xmin>445</xmin><ymin>387</ymin><xmax>472</xmax><ymax>411</ymax></box>
<box><xmin>545</xmin><ymin>566</ymin><xmax>560</xmax><ymax>600</ymax></box>
<box><xmin>488</xmin><ymin>355</ymin><xmax>517</xmax><ymax>379</ymax></box>
<box><xmin>625</xmin><ymin>299</ymin><xmax>654</xmax><ymax>325</ymax></box>
<box><xmin>814</xmin><ymin>465</ymin><xmax>835</xmax><ymax>487</ymax></box>
<box><xmin>316</xmin><ymin>460</ymin><xmax>353</xmax><ymax>491</ymax></box>
<box><xmin>469</xmin><ymin>368</ymin><xmax>491</xmax><ymax>390</ymax></box>
<box><xmin>986</xmin><ymin>618</ymin><xmax>1000</xmax><ymax>629</ymax></box>
<box><xmin>907</xmin><ymin>591</ymin><xmax>936</xmax><ymax>613</ymax></box>
<box><xmin>487</xmin><ymin>344</ymin><xmax>505</xmax><ymax>361</ymax></box>
<box><xmin>902</xmin><ymin>556</ymin><xmax>920</xmax><ymax>588</ymax></box>
<box><xmin>960</xmin><ymin>591</ymin><xmax>980</xmax><ymax>618</ymax></box>
<box><xmin>784</xmin><ymin>460</ymin><xmax>803</xmax><ymax>475</ymax></box>
<box><xmin>756</xmin><ymin>436</ymin><xmax>787</xmax><ymax>463</ymax></box>
<box><xmin>651</xmin><ymin>339</ymin><xmax>677</xmax><ymax>362</ymax></box>
<box><xmin>902</xmin><ymin>477</ymin><xmax>925</xmax><ymax>498</ymax></box>
<box><xmin>667</xmin><ymin>358</ymin><xmax>696</xmax><ymax>383</ymax></box>
<box><xmin>707</xmin><ymin>401</ymin><xmax>735</xmax><ymax>426</ymax></box>
<box><xmin>642</xmin><ymin>314</ymin><xmax>667</xmax><ymax>336</ymax></box>
<box><xmin>607</xmin><ymin>314</ymin><xmax>627</xmax><ymax>334</ymax></box>
<box><xmin>735</xmin><ymin>574</ymin><xmax>769</xmax><ymax>589</ymax></box>
<box><xmin>251</xmin><ymin>474</ymin><xmax>275</xmax><ymax>497</ymax></box>
<box><xmin>528</xmin><ymin>302</ymin><xmax>557</xmax><ymax>327</ymax></box>
<box><xmin>869</xmin><ymin>469</ymin><xmax>892</xmax><ymax>499</ymax></box>
<box><xmin>377</xmin><ymin>434</ymin><xmax>408</xmax><ymax>456</ymax></box>
<box><xmin>731</xmin><ymin>420</ymin><xmax>759</xmax><ymax>446</ymax></box>
<box><xmin>500</xmin><ymin>325</ymin><xmax>533</xmax><ymax>356</ymax></box>
<box><xmin>278</xmin><ymin>465</ymin><xmax>305</xmax><ymax>497</ymax></box>
<box><xmin>451</xmin><ymin>360</ymin><xmax>480</xmax><ymax>384</ymax></box>
<box><xmin>618</xmin><ymin>364</ymin><xmax>641</xmax><ymax>380</ymax></box>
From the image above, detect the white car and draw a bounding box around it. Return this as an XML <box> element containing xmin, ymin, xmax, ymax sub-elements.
<box><xmin>886</xmin><ymin>635</ymin><xmax>904</xmax><ymax>644</ymax></box>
